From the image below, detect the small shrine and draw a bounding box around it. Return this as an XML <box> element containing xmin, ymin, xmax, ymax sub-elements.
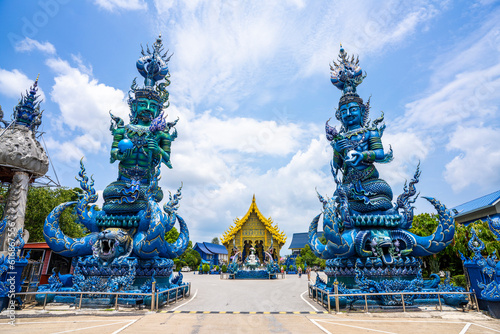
<box><xmin>221</xmin><ymin>195</ymin><xmax>286</xmax><ymax>263</ymax></box>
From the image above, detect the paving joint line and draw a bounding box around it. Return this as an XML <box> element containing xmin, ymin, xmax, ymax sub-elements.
<box><xmin>160</xmin><ymin>310</ymin><xmax>329</xmax><ymax>314</ymax></box>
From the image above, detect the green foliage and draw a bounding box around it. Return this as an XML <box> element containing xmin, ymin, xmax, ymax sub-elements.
<box><xmin>221</xmin><ymin>264</ymin><xmax>227</xmax><ymax>273</ymax></box>
<box><xmin>211</xmin><ymin>237</ymin><xmax>220</xmax><ymax>245</ymax></box>
<box><xmin>174</xmin><ymin>259</ymin><xmax>187</xmax><ymax>271</ymax></box>
<box><xmin>202</xmin><ymin>263</ymin><xmax>210</xmax><ymax>273</ymax></box>
<box><xmin>165</xmin><ymin>227</ymin><xmax>180</xmax><ymax>244</ymax></box>
<box><xmin>299</xmin><ymin>244</ymin><xmax>325</xmax><ymax>268</ymax></box>
<box><xmin>410</xmin><ymin>214</ymin><xmax>500</xmax><ymax>277</ymax></box>
<box><xmin>295</xmin><ymin>256</ymin><xmax>303</xmax><ymax>268</ymax></box>
<box><xmin>215</xmin><ymin>265</ymin><xmax>219</xmax><ymax>271</ymax></box>
<box><xmin>0</xmin><ymin>186</ymin><xmax>86</xmax><ymax>242</ymax></box>
<box><xmin>288</xmin><ymin>265</ymin><xmax>294</xmax><ymax>271</ymax></box>
<box><xmin>453</xmin><ymin>220</ymin><xmax>500</xmax><ymax>257</ymax></box>
<box><xmin>166</xmin><ymin>230</ymin><xmax>201</xmax><ymax>269</ymax></box>
<box><xmin>452</xmin><ymin>274</ymin><xmax>466</xmax><ymax>288</ymax></box>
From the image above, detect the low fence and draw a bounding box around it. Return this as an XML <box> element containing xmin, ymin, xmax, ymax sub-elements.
<box><xmin>14</xmin><ymin>282</ymin><xmax>191</xmax><ymax>312</ymax></box>
<box><xmin>308</xmin><ymin>283</ymin><xmax>479</xmax><ymax>313</ymax></box>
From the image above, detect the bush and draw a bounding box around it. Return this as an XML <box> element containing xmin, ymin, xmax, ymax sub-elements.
<box><xmin>202</xmin><ymin>263</ymin><xmax>210</xmax><ymax>273</ymax></box>
<box><xmin>451</xmin><ymin>274</ymin><xmax>466</xmax><ymax>287</ymax></box>
<box><xmin>215</xmin><ymin>265</ymin><xmax>219</xmax><ymax>271</ymax></box>
<box><xmin>288</xmin><ymin>265</ymin><xmax>294</xmax><ymax>271</ymax></box>
<box><xmin>221</xmin><ymin>264</ymin><xmax>227</xmax><ymax>273</ymax></box>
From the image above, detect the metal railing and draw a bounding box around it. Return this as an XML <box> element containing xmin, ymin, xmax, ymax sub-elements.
<box><xmin>15</xmin><ymin>282</ymin><xmax>191</xmax><ymax>312</ymax></box>
<box><xmin>155</xmin><ymin>283</ymin><xmax>191</xmax><ymax>309</ymax></box>
<box><xmin>308</xmin><ymin>282</ymin><xmax>479</xmax><ymax>314</ymax></box>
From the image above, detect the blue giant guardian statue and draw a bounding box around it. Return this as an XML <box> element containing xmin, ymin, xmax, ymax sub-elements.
<box><xmin>309</xmin><ymin>45</ymin><xmax>466</xmax><ymax>307</ymax></box>
<box><xmin>38</xmin><ymin>36</ymin><xmax>189</xmax><ymax>306</ymax></box>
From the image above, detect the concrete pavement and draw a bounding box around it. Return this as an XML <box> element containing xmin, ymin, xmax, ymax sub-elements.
<box><xmin>1</xmin><ymin>273</ymin><xmax>500</xmax><ymax>333</ymax></box>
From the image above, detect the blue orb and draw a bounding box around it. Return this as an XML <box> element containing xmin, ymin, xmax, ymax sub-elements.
<box><xmin>118</xmin><ymin>139</ymin><xmax>134</xmax><ymax>152</ymax></box>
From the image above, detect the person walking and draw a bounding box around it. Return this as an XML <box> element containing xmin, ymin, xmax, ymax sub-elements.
<box><xmin>307</xmin><ymin>267</ymin><xmax>311</xmax><ymax>281</ymax></box>
<box><xmin>298</xmin><ymin>266</ymin><xmax>302</xmax><ymax>278</ymax></box>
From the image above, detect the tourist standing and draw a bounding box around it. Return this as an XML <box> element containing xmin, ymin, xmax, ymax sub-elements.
<box><xmin>307</xmin><ymin>267</ymin><xmax>311</xmax><ymax>281</ymax></box>
<box><xmin>298</xmin><ymin>266</ymin><xmax>302</xmax><ymax>278</ymax></box>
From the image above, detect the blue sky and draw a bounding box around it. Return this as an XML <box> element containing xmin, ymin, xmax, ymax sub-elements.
<box><xmin>1</xmin><ymin>0</ymin><xmax>499</xmax><ymax>253</ymax></box>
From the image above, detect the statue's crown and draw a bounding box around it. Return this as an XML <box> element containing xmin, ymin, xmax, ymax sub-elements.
<box><xmin>128</xmin><ymin>35</ymin><xmax>172</xmax><ymax>107</ymax></box>
<box><xmin>13</xmin><ymin>75</ymin><xmax>43</xmax><ymax>130</ymax></box>
<box><xmin>330</xmin><ymin>44</ymin><xmax>366</xmax><ymax>108</ymax></box>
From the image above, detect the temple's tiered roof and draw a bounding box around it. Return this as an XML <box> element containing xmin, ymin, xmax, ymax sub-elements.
<box><xmin>221</xmin><ymin>195</ymin><xmax>286</xmax><ymax>245</ymax></box>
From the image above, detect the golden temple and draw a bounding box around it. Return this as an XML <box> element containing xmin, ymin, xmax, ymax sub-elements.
<box><xmin>221</xmin><ymin>195</ymin><xmax>286</xmax><ymax>262</ymax></box>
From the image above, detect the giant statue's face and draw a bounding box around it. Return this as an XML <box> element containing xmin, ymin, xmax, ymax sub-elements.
<box><xmin>135</xmin><ymin>97</ymin><xmax>160</xmax><ymax>124</ymax></box>
<box><xmin>339</xmin><ymin>102</ymin><xmax>362</xmax><ymax>129</ymax></box>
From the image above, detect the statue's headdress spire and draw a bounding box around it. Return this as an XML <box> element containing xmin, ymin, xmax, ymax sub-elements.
<box><xmin>137</xmin><ymin>34</ymin><xmax>172</xmax><ymax>89</ymax></box>
<box><xmin>330</xmin><ymin>44</ymin><xmax>366</xmax><ymax>108</ymax></box>
<box><xmin>128</xmin><ymin>35</ymin><xmax>172</xmax><ymax>123</ymax></box>
<box><xmin>13</xmin><ymin>75</ymin><xmax>43</xmax><ymax>130</ymax></box>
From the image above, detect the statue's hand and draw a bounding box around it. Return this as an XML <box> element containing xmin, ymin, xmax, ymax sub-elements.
<box><xmin>147</xmin><ymin>138</ymin><xmax>161</xmax><ymax>156</ymax></box>
<box><xmin>345</xmin><ymin>151</ymin><xmax>363</xmax><ymax>166</ymax></box>
<box><xmin>335</xmin><ymin>138</ymin><xmax>349</xmax><ymax>152</ymax></box>
<box><xmin>116</xmin><ymin>148</ymin><xmax>133</xmax><ymax>161</ymax></box>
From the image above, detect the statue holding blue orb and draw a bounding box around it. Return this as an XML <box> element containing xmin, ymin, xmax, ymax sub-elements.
<box><xmin>38</xmin><ymin>36</ymin><xmax>189</xmax><ymax>307</ymax></box>
<box><xmin>117</xmin><ymin>138</ymin><xmax>134</xmax><ymax>153</ymax></box>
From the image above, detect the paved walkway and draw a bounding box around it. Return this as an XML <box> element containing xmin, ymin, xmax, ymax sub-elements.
<box><xmin>1</xmin><ymin>273</ymin><xmax>499</xmax><ymax>333</ymax></box>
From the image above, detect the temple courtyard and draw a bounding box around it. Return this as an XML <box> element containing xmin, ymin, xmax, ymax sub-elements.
<box><xmin>1</xmin><ymin>274</ymin><xmax>500</xmax><ymax>333</ymax></box>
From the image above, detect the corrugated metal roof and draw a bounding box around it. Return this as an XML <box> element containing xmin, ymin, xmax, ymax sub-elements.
<box><xmin>203</xmin><ymin>242</ymin><xmax>228</xmax><ymax>255</ymax></box>
<box><xmin>289</xmin><ymin>232</ymin><xmax>323</xmax><ymax>249</ymax></box>
<box><xmin>451</xmin><ymin>189</ymin><xmax>500</xmax><ymax>217</ymax></box>
<box><xmin>194</xmin><ymin>242</ymin><xmax>213</xmax><ymax>255</ymax></box>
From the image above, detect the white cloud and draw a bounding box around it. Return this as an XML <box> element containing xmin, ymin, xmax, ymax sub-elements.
<box><xmin>94</xmin><ymin>0</ymin><xmax>147</xmax><ymax>11</ymax></box>
<box><xmin>0</xmin><ymin>68</ymin><xmax>46</xmax><ymax>101</ymax></box>
<box><xmin>399</xmin><ymin>10</ymin><xmax>500</xmax><ymax>130</ymax></box>
<box><xmin>376</xmin><ymin>130</ymin><xmax>429</xmax><ymax>187</ymax></box>
<box><xmin>394</xmin><ymin>9</ymin><xmax>500</xmax><ymax>192</ymax></box>
<box><xmin>445</xmin><ymin>126</ymin><xmax>500</xmax><ymax>192</ymax></box>
<box><xmin>164</xmin><ymin>131</ymin><xmax>333</xmax><ymax>246</ymax></box>
<box><xmin>45</xmin><ymin>57</ymin><xmax>129</xmax><ymax>161</ymax></box>
<box><xmin>159</xmin><ymin>104</ymin><xmax>318</xmax><ymax>187</ymax></box>
<box><xmin>14</xmin><ymin>37</ymin><xmax>56</xmax><ymax>55</ymax></box>
<box><xmin>154</xmin><ymin>0</ymin><xmax>443</xmax><ymax>110</ymax></box>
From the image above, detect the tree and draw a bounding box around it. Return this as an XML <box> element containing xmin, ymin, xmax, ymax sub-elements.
<box><xmin>166</xmin><ymin>227</ymin><xmax>201</xmax><ymax>270</ymax></box>
<box><xmin>0</xmin><ymin>186</ymin><xmax>86</xmax><ymax>242</ymax></box>
<box><xmin>165</xmin><ymin>226</ymin><xmax>180</xmax><ymax>244</ymax></box>
<box><xmin>410</xmin><ymin>213</ymin><xmax>500</xmax><ymax>278</ymax></box>
<box><xmin>299</xmin><ymin>244</ymin><xmax>325</xmax><ymax>268</ymax></box>
<box><xmin>211</xmin><ymin>237</ymin><xmax>220</xmax><ymax>245</ymax></box>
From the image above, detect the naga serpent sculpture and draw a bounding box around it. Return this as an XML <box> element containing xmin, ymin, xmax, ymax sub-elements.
<box><xmin>43</xmin><ymin>162</ymin><xmax>188</xmax><ymax>262</ymax></box>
